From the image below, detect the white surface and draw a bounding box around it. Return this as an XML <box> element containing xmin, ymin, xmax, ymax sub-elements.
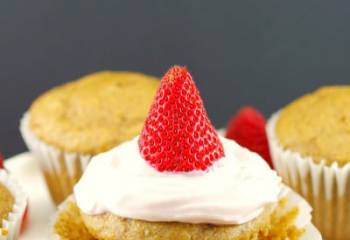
<box><xmin>5</xmin><ymin>153</ymin><xmax>321</xmax><ymax>240</ymax></box>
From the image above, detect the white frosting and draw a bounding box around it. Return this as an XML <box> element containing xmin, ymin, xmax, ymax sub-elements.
<box><xmin>74</xmin><ymin>137</ymin><xmax>282</xmax><ymax>225</ymax></box>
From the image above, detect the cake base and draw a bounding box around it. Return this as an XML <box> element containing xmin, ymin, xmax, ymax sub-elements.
<box><xmin>53</xmin><ymin>195</ymin><xmax>306</xmax><ymax>240</ymax></box>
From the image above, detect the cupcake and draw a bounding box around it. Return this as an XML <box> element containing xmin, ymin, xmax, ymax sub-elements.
<box><xmin>0</xmin><ymin>170</ymin><xmax>27</xmax><ymax>240</ymax></box>
<box><xmin>267</xmin><ymin>86</ymin><xmax>350</xmax><ymax>239</ymax></box>
<box><xmin>20</xmin><ymin>71</ymin><xmax>159</xmax><ymax>205</ymax></box>
<box><xmin>50</xmin><ymin>66</ymin><xmax>320</xmax><ymax>240</ymax></box>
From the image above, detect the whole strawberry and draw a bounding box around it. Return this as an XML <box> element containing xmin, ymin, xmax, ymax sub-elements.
<box><xmin>225</xmin><ymin>107</ymin><xmax>273</xmax><ymax>168</ymax></box>
<box><xmin>139</xmin><ymin>66</ymin><xmax>224</xmax><ymax>172</ymax></box>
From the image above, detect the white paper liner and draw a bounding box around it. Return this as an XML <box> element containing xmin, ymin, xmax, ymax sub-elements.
<box><xmin>48</xmin><ymin>187</ymin><xmax>321</xmax><ymax>240</ymax></box>
<box><xmin>0</xmin><ymin>170</ymin><xmax>27</xmax><ymax>240</ymax></box>
<box><xmin>288</xmin><ymin>189</ymin><xmax>322</xmax><ymax>240</ymax></box>
<box><xmin>267</xmin><ymin>112</ymin><xmax>349</xmax><ymax>239</ymax></box>
<box><xmin>20</xmin><ymin>113</ymin><xmax>92</xmax><ymax>205</ymax></box>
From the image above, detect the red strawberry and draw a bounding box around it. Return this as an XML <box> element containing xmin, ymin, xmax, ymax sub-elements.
<box><xmin>139</xmin><ymin>66</ymin><xmax>224</xmax><ymax>172</ymax></box>
<box><xmin>225</xmin><ymin>107</ymin><xmax>273</xmax><ymax>168</ymax></box>
<box><xmin>20</xmin><ymin>206</ymin><xmax>29</xmax><ymax>233</ymax></box>
<box><xmin>0</xmin><ymin>152</ymin><xmax>4</xmax><ymax>169</ymax></box>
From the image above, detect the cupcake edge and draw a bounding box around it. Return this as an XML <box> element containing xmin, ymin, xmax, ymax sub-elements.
<box><xmin>48</xmin><ymin>195</ymin><xmax>73</xmax><ymax>240</ymax></box>
<box><xmin>20</xmin><ymin>113</ymin><xmax>92</xmax><ymax>205</ymax></box>
<box><xmin>267</xmin><ymin>112</ymin><xmax>350</xmax><ymax>199</ymax></box>
<box><xmin>267</xmin><ymin>112</ymin><xmax>350</xmax><ymax>239</ymax></box>
<box><xmin>0</xmin><ymin>170</ymin><xmax>27</xmax><ymax>240</ymax></box>
<box><xmin>48</xmin><ymin>186</ymin><xmax>318</xmax><ymax>240</ymax></box>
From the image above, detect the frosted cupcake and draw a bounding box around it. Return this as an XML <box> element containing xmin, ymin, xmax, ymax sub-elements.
<box><xmin>20</xmin><ymin>71</ymin><xmax>159</xmax><ymax>205</ymax></box>
<box><xmin>0</xmin><ymin>170</ymin><xmax>27</xmax><ymax>240</ymax></box>
<box><xmin>50</xmin><ymin>66</ymin><xmax>320</xmax><ymax>240</ymax></box>
<box><xmin>267</xmin><ymin>86</ymin><xmax>350</xmax><ymax>239</ymax></box>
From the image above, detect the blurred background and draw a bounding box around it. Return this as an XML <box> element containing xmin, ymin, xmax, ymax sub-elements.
<box><xmin>1</xmin><ymin>0</ymin><xmax>350</xmax><ymax>156</ymax></box>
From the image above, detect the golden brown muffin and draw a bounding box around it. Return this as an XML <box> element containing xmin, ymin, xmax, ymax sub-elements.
<box><xmin>22</xmin><ymin>71</ymin><xmax>159</xmax><ymax>205</ymax></box>
<box><xmin>276</xmin><ymin>86</ymin><xmax>350</xmax><ymax>166</ymax></box>
<box><xmin>53</xmin><ymin>199</ymin><xmax>304</xmax><ymax>240</ymax></box>
<box><xmin>0</xmin><ymin>170</ymin><xmax>27</xmax><ymax>238</ymax></box>
<box><xmin>29</xmin><ymin>71</ymin><xmax>159</xmax><ymax>155</ymax></box>
<box><xmin>0</xmin><ymin>183</ymin><xmax>14</xmax><ymax>228</ymax></box>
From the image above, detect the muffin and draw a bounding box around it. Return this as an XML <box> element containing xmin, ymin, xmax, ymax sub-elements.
<box><xmin>0</xmin><ymin>170</ymin><xmax>27</xmax><ymax>240</ymax></box>
<box><xmin>50</xmin><ymin>66</ymin><xmax>319</xmax><ymax>240</ymax></box>
<box><xmin>20</xmin><ymin>71</ymin><xmax>159</xmax><ymax>205</ymax></box>
<box><xmin>267</xmin><ymin>86</ymin><xmax>350</xmax><ymax>240</ymax></box>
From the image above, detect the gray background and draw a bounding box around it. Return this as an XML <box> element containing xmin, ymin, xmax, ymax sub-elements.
<box><xmin>1</xmin><ymin>0</ymin><xmax>349</xmax><ymax>157</ymax></box>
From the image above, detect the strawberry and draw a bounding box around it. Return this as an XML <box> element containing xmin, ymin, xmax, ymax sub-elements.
<box><xmin>225</xmin><ymin>107</ymin><xmax>273</xmax><ymax>168</ymax></box>
<box><xmin>0</xmin><ymin>152</ymin><xmax>4</xmax><ymax>169</ymax></box>
<box><xmin>20</xmin><ymin>206</ymin><xmax>29</xmax><ymax>234</ymax></box>
<box><xmin>139</xmin><ymin>66</ymin><xmax>224</xmax><ymax>172</ymax></box>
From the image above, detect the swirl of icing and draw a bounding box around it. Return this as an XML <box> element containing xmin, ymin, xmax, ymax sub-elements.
<box><xmin>74</xmin><ymin>137</ymin><xmax>281</xmax><ymax>225</ymax></box>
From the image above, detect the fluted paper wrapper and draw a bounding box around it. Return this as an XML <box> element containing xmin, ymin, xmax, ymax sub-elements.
<box><xmin>20</xmin><ymin>114</ymin><xmax>92</xmax><ymax>205</ymax></box>
<box><xmin>0</xmin><ymin>170</ymin><xmax>27</xmax><ymax>240</ymax></box>
<box><xmin>267</xmin><ymin>113</ymin><xmax>349</xmax><ymax>240</ymax></box>
<box><xmin>48</xmin><ymin>188</ymin><xmax>321</xmax><ymax>240</ymax></box>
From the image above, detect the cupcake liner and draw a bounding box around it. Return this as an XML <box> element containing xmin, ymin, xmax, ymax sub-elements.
<box><xmin>267</xmin><ymin>112</ymin><xmax>350</xmax><ymax>240</ymax></box>
<box><xmin>0</xmin><ymin>170</ymin><xmax>27</xmax><ymax>240</ymax></box>
<box><xmin>48</xmin><ymin>187</ymin><xmax>321</xmax><ymax>240</ymax></box>
<box><xmin>20</xmin><ymin>113</ymin><xmax>92</xmax><ymax>205</ymax></box>
<box><xmin>284</xmin><ymin>187</ymin><xmax>322</xmax><ymax>240</ymax></box>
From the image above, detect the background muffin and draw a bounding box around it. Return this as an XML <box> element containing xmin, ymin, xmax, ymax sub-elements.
<box><xmin>20</xmin><ymin>71</ymin><xmax>159</xmax><ymax>205</ymax></box>
<box><xmin>267</xmin><ymin>86</ymin><xmax>350</xmax><ymax>240</ymax></box>
<box><xmin>0</xmin><ymin>170</ymin><xmax>27</xmax><ymax>240</ymax></box>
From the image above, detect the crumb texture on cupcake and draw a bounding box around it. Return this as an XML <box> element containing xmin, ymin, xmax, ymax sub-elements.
<box><xmin>0</xmin><ymin>183</ymin><xmax>14</xmax><ymax>228</ymax></box>
<box><xmin>54</xmin><ymin>201</ymin><xmax>94</xmax><ymax>240</ymax></box>
<box><xmin>276</xmin><ymin>86</ymin><xmax>350</xmax><ymax>166</ymax></box>
<box><xmin>53</xmin><ymin>199</ymin><xmax>304</xmax><ymax>240</ymax></box>
<box><xmin>29</xmin><ymin>71</ymin><xmax>159</xmax><ymax>155</ymax></box>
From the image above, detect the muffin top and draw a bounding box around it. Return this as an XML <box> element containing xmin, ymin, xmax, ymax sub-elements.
<box><xmin>276</xmin><ymin>86</ymin><xmax>350</xmax><ymax>166</ymax></box>
<box><xmin>0</xmin><ymin>183</ymin><xmax>14</xmax><ymax>227</ymax></box>
<box><xmin>29</xmin><ymin>71</ymin><xmax>159</xmax><ymax>155</ymax></box>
